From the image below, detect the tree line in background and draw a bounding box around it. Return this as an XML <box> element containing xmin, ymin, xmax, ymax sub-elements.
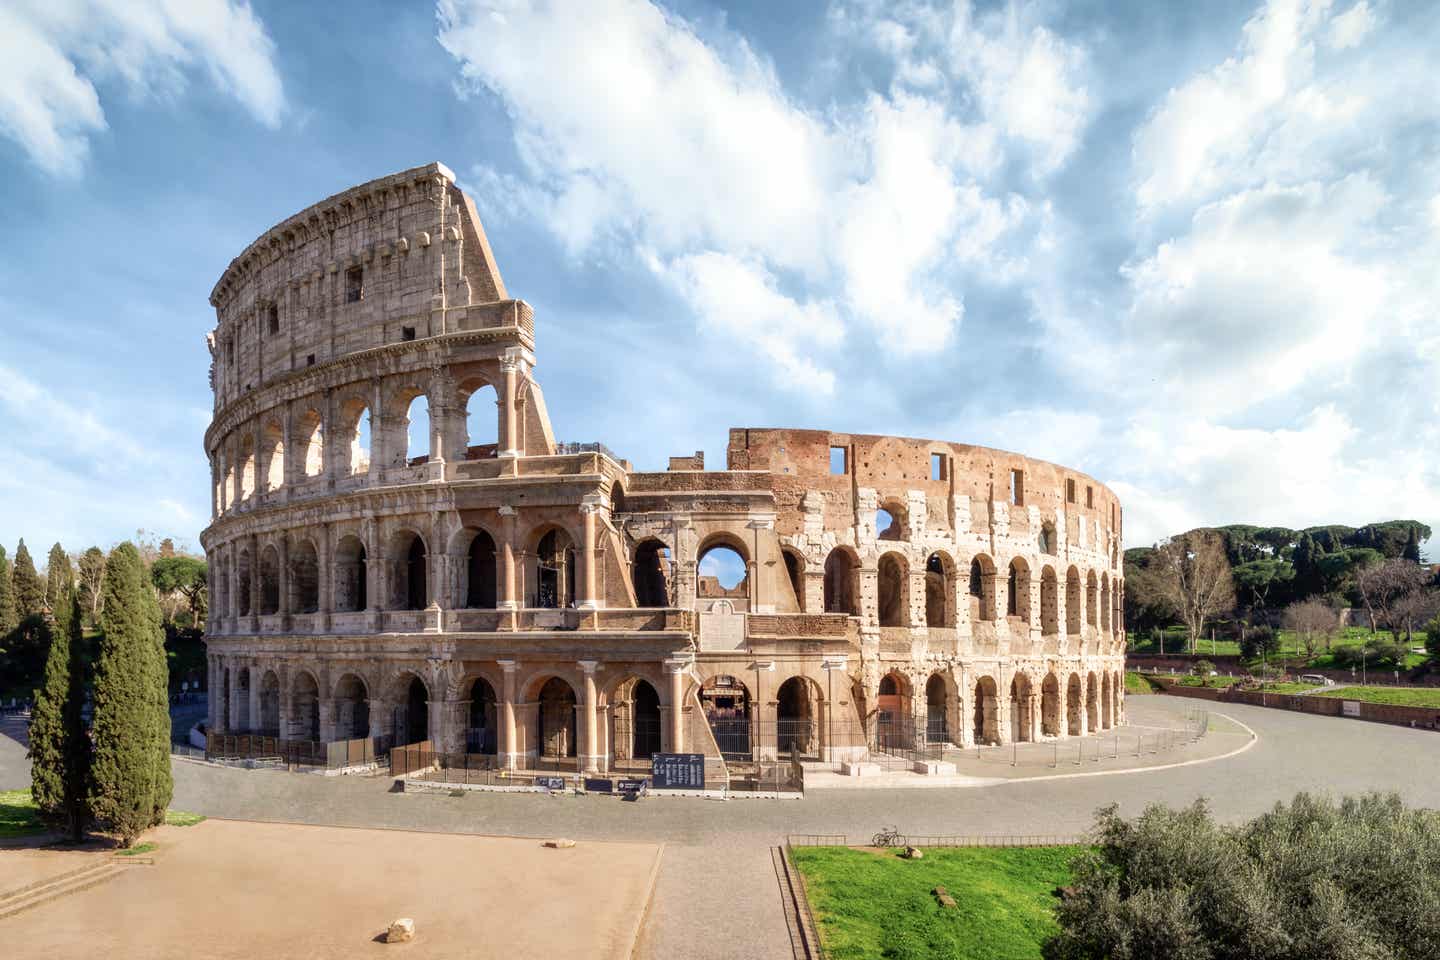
<box><xmin>1124</xmin><ymin>520</ymin><xmax>1440</xmax><ymax>666</ymax></box>
<box><xmin>0</xmin><ymin>531</ymin><xmax>208</xmax><ymax>700</ymax></box>
<box><xmin>24</xmin><ymin>542</ymin><xmax>173</xmax><ymax>846</ymax></box>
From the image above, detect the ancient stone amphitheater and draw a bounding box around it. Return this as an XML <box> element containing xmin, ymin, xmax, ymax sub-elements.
<box><xmin>201</xmin><ymin>163</ymin><xmax>1126</xmax><ymax>775</ymax></box>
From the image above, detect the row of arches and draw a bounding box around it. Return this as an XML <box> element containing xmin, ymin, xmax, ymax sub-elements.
<box><xmin>217</xmin><ymin>523</ymin><xmax>582</xmax><ymax>618</ymax></box>
<box><xmin>214</xmin><ymin>377</ymin><xmax>503</xmax><ymax>515</ymax></box>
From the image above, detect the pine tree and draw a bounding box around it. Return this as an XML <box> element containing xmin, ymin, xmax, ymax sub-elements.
<box><xmin>0</xmin><ymin>544</ymin><xmax>16</xmax><ymax>637</ymax></box>
<box><xmin>1404</xmin><ymin>527</ymin><xmax>1422</xmax><ymax>563</ymax></box>
<box><xmin>88</xmin><ymin>543</ymin><xmax>170</xmax><ymax>846</ymax></box>
<box><xmin>45</xmin><ymin>543</ymin><xmax>71</xmax><ymax>614</ymax></box>
<box><xmin>13</xmin><ymin>539</ymin><xmax>45</xmax><ymax>619</ymax></box>
<box><xmin>28</xmin><ymin>574</ymin><xmax>90</xmax><ymax>841</ymax></box>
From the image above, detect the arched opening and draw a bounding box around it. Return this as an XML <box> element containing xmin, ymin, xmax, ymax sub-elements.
<box><xmin>697</xmin><ymin>542</ymin><xmax>748</xmax><ymax>606</ymax></box>
<box><xmin>1041</xmin><ymin>674</ymin><xmax>1061</xmax><ymax>737</ymax></box>
<box><xmin>536</xmin><ymin>677</ymin><xmax>577</xmax><ymax>760</ymax></box>
<box><xmin>1067</xmin><ymin>673</ymin><xmax>1083</xmax><ymax>736</ymax></box>
<box><xmin>235</xmin><ymin>668</ymin><xmax>251</xmax><ymax>731</ymax></box>
<box><xmin>298</xmin><ymin>408</ymin><xmax>324</xmax><ymax>477</ymax></box>
<box><xmin>1102</xmin><ymin>672</ymin><xmax>1114</xmax><ymax>729</ymax></box>
<box><xmin>876</xmin><ymin>503</ymin><xmax>906</xmax><ymax>541</ymax></box>
<box><xmin>973</xmin><ymin>676</ymin><xmax>998</xmax><ymax>745</ymax></box>
<box><xmin>238</xmin><ymin>435</ymin><xmax>256</xmax><ymax>500</ymax></box>
<box><xmin>291</xmin><ymin>539</ymin><xmax>320</xmax><ymax>614</ymax></box>
<box><xmin>404</xmin><ymin>394</ymin><xmax>430</xmax><ymax>464</ymax></box>
<box><xmin>631</xmin><ymin>680</ymin><xmax>662</xmax><ymax>760</ymax></box>
<box><xmin>259</xmin><ymin>546</ymin><xmax>280</xmax><ymax>616</ymax></box>
<box><xmin>340</xmin><ymin>399</ymin><xmax>371</xmax><ymax>476</ymax></box>
<box><xmin>1086</xmin><ymin>572</ymin><xmax>1099</xmax><ymax>628</ymax></box>
<box><xmin>876</xmin><ymin>671</ymin><xmax>912</xmax><ymax>750</ymax></box>
<box><xmin>823</xmin><ymin>548</ymin><xmax>858</xmax><ymax>615</ymax></box>
<box><xmin>701</xmin><ymin>675</ymin><xmax>751</xmax><ymax>760</ymax></box>
<box><xmin>466</xmin><ymin>530</ymin><xmax>498</xmax><ymax>608</ymax></box>
<box><xmin>259</xmin><ymin>670</ymin><xmax>280</xmax><ymax>735</ymax></box>
<box><xmin>877</xmin><ymin>552</ymin><xmax>907</xmax><ymax>627</ymax></box>
<box><xmin>1010</xmin><ymin>674</ymin><xmax>1034</xmax><ymax>743</ymax></box>
<box><xmin>1086</xmin><ymin>672</ymin><xmax>1099</xmax><ymax>732</ymax></box>
<box><xmin>291</xmin><ymin>672</ymin><xmax>320</xmax><ymax>741</ymax></box>
<box><xmin>1040</xmin><ymin>566</ymin><xmax>1059</xmax><ymax>635</ymax></box>
<box><xmin>776</xmin><ymin>676</ymin><xmax>819</xmax><ymax>758</ymax></box>
<box><xmin>1007</xmin><ymin>558</ymin><xmax>1032</xmax><ymax>624</ymax></box>
<box><xmin>1101</xmin><ymin>574</ymin><xmax>1112</xmax><ymax>634</ymax></box>
<box><xmin>335</xmin><ymin>535</ymin><xmax>367</xmax><ymax>612</ymax></box>
<box><xmin>394</xmin><ymin>675</ymin><xmax>429</xmax><ymax>745</ymax></box>
<box><xmin>390</xmin><ymin>532</ymin><xmax>427</xmax><ymax>611</ymax></box>
<box><xmin>534</xmin><ymin>528</ymin><xmax>577</xmax><ymax>608</ymax></box>
<box><xmin>1066</xmin><ymin>567</ymin><xmax>1082</xmax><ymax>634</ymax></box>
<box><xmin>969</xmin><ymin>554</ymin><xmax>996</xmax><ymax>622</ymax></box>
<box><xmin>925</xmin><ymin>674</ymin><xmax>949</xmax><ymax>744</ymax></box>
<box><xmin>782</xmin><ymin>549</ymin><xmax>805</xmax><ymax>612</ymax></box>
<box><xmin>633</xmin><ymin>540</ymin><xmax>671</xmax><ymax>608</ymax></box>
<box><xmin>925</xmin><ymin>552</ymin><xmax>953</xmax><ymax>627</ymax></box>
<box><xmin>237</xmin><ymin>550</ymin><xmax>253</xmax><ymax>617</ymax></box>
<box><xmin>262</xmin><ymin>420</ymin><xmax>284</xmax><ymax>492</ymax></box>
<box><xmin>461</xmin><ymin>380</ymin><xmax>499</xmax><ymax>458</ymax></box>
<box><xmin>334</xmin><ymin>674</ymin><xmax>370</xmax><ymax>740</ymax></box>
<box><xmin>467</xmin><ymin>677</ymin><xmax>497</xmax><ymax>754</ymax></box>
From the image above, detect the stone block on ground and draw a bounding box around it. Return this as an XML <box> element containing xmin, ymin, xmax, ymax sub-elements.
<box><xmin>840</xmin><ymin>761</ymin><xmax>882</xmax><ymax>777</ymax></box>
<box><xmin>544</xmin><ymin>838</ymin><xmax>576</xmax><ymax>849</ymax></box>
<box><xmin>932</xmin><ymin>885</ymin><xmax>957</xmax><ymax>908</ymax></box>
<box><xmin>386</xmin><ymin>918</ymin><xmax>415</xmax><ymax>943</ymax></box>
<box><xmin>912</xmin><ymin>760</ymin><xmax>958</xmax><ymax>775</ymax></box>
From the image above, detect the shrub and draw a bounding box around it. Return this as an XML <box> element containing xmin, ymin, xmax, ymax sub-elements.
<box><xmin>1239</xmin><ymin>625</ymin><xmax>1280</xmax><ymax>661</ymax></box>
<box><xmin>1190</xmin><ymin>660</ymin><xmax>1215</xmax><ymax>684</ymax></box>
<box><xmin>1425</xmin><ymin>615</ymin><xmax>1440</xmax><ymax>665</ymax></box>
<box><xmin>1045</xmin><ymin>793</ymin><xmax>1440</xmax><ymax>960</ymax></box>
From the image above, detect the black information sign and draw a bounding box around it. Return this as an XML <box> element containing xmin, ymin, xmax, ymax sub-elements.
<box><xmin>651</xmin><ymin>753</ymin><xmax>706</xmax><ymax>790</ymax></box>
<box><xmin>618</xmin><ymin>778</ymin><xmax>647</xmax><ymax>801</ymax></box>
<box><xmin>536</xmin><ymin>776</ymin><xmax>566</xmax><ymax>792</ymax></box>
<box><xmin>584</xmin><ymin>778</ymin><xmax>613</xmax><ymax>794</ymax></box>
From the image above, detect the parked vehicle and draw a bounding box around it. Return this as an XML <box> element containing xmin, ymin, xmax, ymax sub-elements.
<box><xmin>1298</xmin><ymin>674</ymin><xmax>1335</xmax><ymax>686</ymax></box>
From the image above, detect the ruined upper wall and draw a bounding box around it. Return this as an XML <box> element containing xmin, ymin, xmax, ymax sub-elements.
<box><xmin>206</xmin><ymin>163</ymin><xmax>521</xmax><ymax>411</ymax></box>
<box><xmin>727</xmin><ymin>427</ymin><xmax>1123</xmax><ymax>553</ymax></box>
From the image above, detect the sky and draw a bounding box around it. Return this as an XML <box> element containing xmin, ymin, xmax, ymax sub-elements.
<box><xmin>0</xmin><ymin>0</ymin><xmax>1436</xmax><ymax>560</ymax></box>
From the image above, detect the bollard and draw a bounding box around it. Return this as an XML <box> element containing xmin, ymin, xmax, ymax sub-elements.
<box><xmin>1052</xmin><ymin>742</ymin><xmax>1058</xmax><ymax>769</ymax></box>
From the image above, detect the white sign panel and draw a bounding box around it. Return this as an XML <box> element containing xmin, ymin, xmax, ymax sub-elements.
<box><xmin>1342</xmin><ymin>700</ymin><xmax>1361</xmax><ymax>717</ymax></box>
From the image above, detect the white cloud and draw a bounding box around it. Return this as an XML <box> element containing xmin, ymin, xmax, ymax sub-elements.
<box><xmin>0</xmin><ymin>0</ymin><xmax>285</xmax><ymax>177</ymax></box>
<box><xmin>1327</xmin><ymin>1</ymin><xmax>1376</xmax><ymax>49</ymax></box>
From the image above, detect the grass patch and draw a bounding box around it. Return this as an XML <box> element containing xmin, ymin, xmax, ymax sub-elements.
<box><xmin>115</xmin><ymin>841</ymin><xmax>157</xmax><ymax>856</ymax></box>
<box><xmin>1124</xmin><ymin>672</ymin><xmax>1163</xmax><ymax>694</ymax></box>
<box><xmin>1256</xmin><ymin>682</ymin><xmax>1323</xmax><ymax>694</ymax></box>
<box><xmin>0</xmin><ymin>789</ymin><xmax>47</xmax><ymax>838</ymax></box>
<box><xmin>164</xmin><ymin>809</ymin><xmax>206</xmax><ymax>827</ymax></box>
<box><xmin>791</xmin><ymin>845</ymin><xmax>1080</xmax><ymax>960</ymax></box>
<box><xmin>1313</xmin><ymin>686</ymin><xmax>1440</xmax><ymax>708</ymax></box>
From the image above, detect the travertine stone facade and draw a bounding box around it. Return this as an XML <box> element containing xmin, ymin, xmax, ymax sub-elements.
<box><xmin>201</xmin><ymin>163</ymin><xmax>1126</xmax><ymax>773</ymax></box>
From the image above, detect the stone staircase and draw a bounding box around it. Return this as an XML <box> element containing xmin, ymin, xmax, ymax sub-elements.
<box><xmin>0</xmin><ymin>856</ymin><xmax>147</xmax><ymax>920</ymax></box>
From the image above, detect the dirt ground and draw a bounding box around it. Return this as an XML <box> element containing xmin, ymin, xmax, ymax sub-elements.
<box><xmin>1</xmin><ymin>819</ymin><xmax>663</xmax><ymax>959</ymax></box>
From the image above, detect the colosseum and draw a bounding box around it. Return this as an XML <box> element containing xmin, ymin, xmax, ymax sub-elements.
<box><xmin>201</xmin><ymin>162</ymin><xmax>1126</xmax><ymax>778</ymax></box>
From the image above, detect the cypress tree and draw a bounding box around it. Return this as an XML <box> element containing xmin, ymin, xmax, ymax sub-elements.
<box><xmin>28</xmin><ymin>577</ymin><xmax>90</xmax><ymax>841</ymax></box>
<box><xmin>13</xmin><ymin>539</ymin><xmax>45</xmax><ymax>619</ymax></box>
<box><xmin>0</xmin><ymin>544</ymin><xmax>16</xmax><ymax>636</ymax></box>
<box><xmin>89</xmin><ymin>543</ymin><xmax>170</xmax><ymax>846</ymax></box>
<box><xmin>46</xmin><ymin>543</ymin><xmax>71</xmax><ymax>614</ymax></box>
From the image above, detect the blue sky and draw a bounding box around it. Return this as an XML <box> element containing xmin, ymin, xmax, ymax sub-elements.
<box><xmin>0</xmin><ymin>0</ymin><xmax>1436</xmax><ymax>558</ymax></box>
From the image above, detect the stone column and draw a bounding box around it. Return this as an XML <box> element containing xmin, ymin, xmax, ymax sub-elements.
<box><xmin>499</xmin><ymin>660</ymin><xmax>519</xmax><ymax>769</ymax></box>
<box><xmin>579</xmin><ymin>660</ymin><xmax>600</xmax><ymax>774</ymax></box>
<box><xmin>578</xmin><ymin>499</ymin><xmax>601</xmax><ymax>610</ymax></box>
<box><xmin>228</xmin><ymin>664</ymin><xmax>243</xmax><ymax>734</ymax></box>
<box><xmin>665</xmin><ymin>659</ymin><xmax>687</xmax><ymax>754</ymax></box>
<box><xmin>278</xmin><ymin>536</ymin><xmax>292</xmax><ymax>628</ymax></box>
<box><xmin>319</xmin><ymin>697</ymin><xmax>338</xmax><ymax>743</ymax></box>
<box><xmin>318</xmin><ymin>523</ymin><xmax>333</xmax><ymax>631</ymax></box>
<box><xmin>498</xmin><ymin>355</ymin><xmax>520</xmax><ymax>458</ymax></box>
<box><xmin>498</xmin><ymin>506</ymin><xmax>519</xmax><ymax>610</ymax></box>
<box><xmin>367</xmin><ymin>377</ymin><xmax>385</xmax><ymax>488</ymax></box>
<box><xmin>206</xmin><ymin>655</ymin><xmax>218</xmax><ymax>732</ymax></box>
<box><xmin>247</xmin><ymin>534</ymin><xmax>261</xmax><ymax>632</ymax></box>
<box><xmin>248</xmin><ymin>662</ymin><xmax>263</xmax><ymax>733</ymax></box>
<box><xmin>281</xmin><ymin>402</ymin><xmax>296</xmax><ymax>499</ymax></box>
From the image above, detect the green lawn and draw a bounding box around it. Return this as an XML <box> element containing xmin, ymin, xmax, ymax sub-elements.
<box><xmin>1314</xmin><ymin>686</ymin><xmax>1440</xmax><ymax>708</ymax></box>
<box><xmin>1124</xmin><ymin>672</ymin><xmax>1162</xmax><ymax>695</ymax></box>
<box><xmin>0</xmin><ymin>789</ymin><xmax>46</xmax><ymax>838</ymax></box>
<box><xmin>791</xmin><ymin>845</ymin><xmax>1079</xmax><ymax>960</ymax></box>
<box><xmin>1130</xmin><ymin>626</ymin><xmax>1428</xmax><ymax>671</ymax></box>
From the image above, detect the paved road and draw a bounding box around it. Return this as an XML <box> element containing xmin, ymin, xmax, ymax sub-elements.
<box><xmin>7</xmin><ymin>697</ymin><xmax>1440</xmax><ymax>958</ymax></box>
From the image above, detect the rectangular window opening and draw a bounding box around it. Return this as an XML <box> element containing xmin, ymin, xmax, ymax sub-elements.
<box><xmin>930</xmin><ymin>453</ymin><xmax>946</xmax><ymax>482</ymax></box>
<box><xmin>345</xmin><ymin>266</ymin><xmax>363</xmax><ymax>303</ymax></box>
<box><xmin>306</xmin><ymin>354</ymin><xmax>316</xmax><ymax>367</ymax></box>
<box><xmin>1065</xmin><ymin>478</ymin><xmax>1076</xmax><ymax>503</ymax></box>
<box><xmin>829</xmin><ymin>446</ymin><xmax>847</xmax><ymax>475</ymax></box>
<box><xmin>401</xmin><ymin>325</ymin><xmax>416</xmax><ymax>342</ymax></box>
<box><xmin>266</xmin><ymin>304</ymin><xmax>279</xmax><ymax>336</ymax></box>
<box><xmin>1010</xmin><ymin>468</ymin><xmax>1024</xmax><ymax>506</ymax></box>
<box><xmin>1086</xmin><ymin>485</ymin><xmax>1094</xmax><ymax>508</ymax></box>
